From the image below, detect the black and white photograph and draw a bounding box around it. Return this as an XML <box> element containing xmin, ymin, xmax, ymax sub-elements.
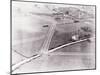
<box><xmin>11</xmin><ymin>0</ymin><xmax>96</xmax><ymax>74</ymax></box>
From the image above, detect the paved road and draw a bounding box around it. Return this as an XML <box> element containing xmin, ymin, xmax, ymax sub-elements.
<box><xmin>13</xmin><ymin>39</ymin><xmax>95</xmax><ymax>74</ymax></box>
